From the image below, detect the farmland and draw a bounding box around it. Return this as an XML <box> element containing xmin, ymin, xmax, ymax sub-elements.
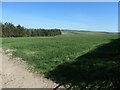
<box><xmin>2</xmin><ymin>31</ymin><xmax>118</xmax><ymax>74</ymax></box>
<box><xmin>2</xmin><ymin>30</ymin><xmax>120</xmax><ymax>89</ymax></box>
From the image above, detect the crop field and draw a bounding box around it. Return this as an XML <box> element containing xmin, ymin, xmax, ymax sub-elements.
<box><xmin>2</xmin><ymin>31</ymin><xmax>118</xmax><ymax>74</ymax></box>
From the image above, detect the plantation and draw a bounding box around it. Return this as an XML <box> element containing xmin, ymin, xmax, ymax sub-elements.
<box><xmin>2</xmin><ymin>31</ymin><xmax>119</xmax><ymax>89</ymax></box>
<box><xmin>1</xmin><ymin>22</ymin><xmax>61</xmax><ymax>37</ymax></box>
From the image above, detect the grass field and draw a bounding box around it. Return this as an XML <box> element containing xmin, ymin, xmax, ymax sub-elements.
<box><xmin>2</xmin><ymin>31</ymin><xmax>118</xmax><ymax>74</ymax></box>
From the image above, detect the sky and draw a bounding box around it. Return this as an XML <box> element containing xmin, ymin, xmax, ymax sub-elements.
<box><xmin>2</xmin><ymin>2</ymin><xmax>118</xmax><ymax>32</ymax></box>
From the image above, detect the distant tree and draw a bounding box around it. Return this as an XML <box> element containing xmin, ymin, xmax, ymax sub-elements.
<box><xmin>2</xmin><ymin>22</ymin><xmax>15</xmax><ymax>37</ymax></box>
<box><xmin>15</xmin><ymin>25</ymin><xmax>25</xmax><ymax>37</ymax></box>
<box><xmin>0</xmin><ymin>23</ymin><xmax>2</xmax><ymax>37</ymax></box>
<box><xmin>2</xmin><ymin>22</ymin><xmax>62</xmax><ymax>37</ymax></box>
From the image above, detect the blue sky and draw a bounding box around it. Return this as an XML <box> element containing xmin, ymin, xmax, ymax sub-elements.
<box><xmin>2</xmin><ymin>2</ymin><xmax>118</xmax><ymax>32</ymax></box>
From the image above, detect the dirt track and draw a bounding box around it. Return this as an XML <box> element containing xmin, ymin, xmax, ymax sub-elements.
<box><xmin>0</xmin><ymin>48</ymin><xmax>58</xmax><ymax>88</ymax></box>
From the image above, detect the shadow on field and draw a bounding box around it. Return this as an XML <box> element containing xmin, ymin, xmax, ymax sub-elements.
<box><xmin>46</xmin><ymin>38</ymin><xmax>120</xmax><ymax>90</ymax></box>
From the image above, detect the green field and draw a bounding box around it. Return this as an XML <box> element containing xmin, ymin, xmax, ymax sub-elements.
<box><xmin>2</xmin><ymin>31</ymin><xmax>118</xmax><ymax>74</ymax></box>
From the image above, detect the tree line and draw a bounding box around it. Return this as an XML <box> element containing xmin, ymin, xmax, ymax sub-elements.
<box><xmin>1</xmin><ymin>22</ymin><xmax>61</xmax><ymax>37</ymax></box>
